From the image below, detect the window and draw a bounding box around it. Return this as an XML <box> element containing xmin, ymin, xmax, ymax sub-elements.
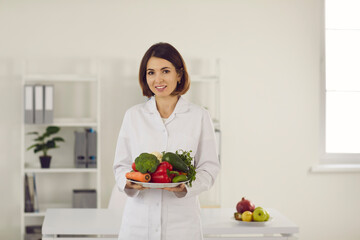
<box><xmin>321</xmin><ymin>0</ymin><xmax>360</xmax><ymax>167</ymax></box>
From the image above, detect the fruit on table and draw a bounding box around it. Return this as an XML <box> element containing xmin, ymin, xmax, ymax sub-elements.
<box><xmin>234</xmin><ymin>198</ymin><xmax>271</xmax><ymax>222</ymax></box>
<box><xmin>234</xmin><ymin>212</ymin><xmax>242</xmax><ymax>220</ymax></box>
<box><xmin>264</xmin><ymin>210</ymin><xmax>270</xmax><ymax>221</ymax></box>
<box><xmin>236</xmin><ymin>197</ymin><xmax>255</xmax><ymax>213</ymax></box>
<box><xmin>241</xmin><ymin>211</ymin><xmax>253</xmax><ymax>222</ymax></box>
<box><xmin>253</xmin><ymin>207</ymin><xmax>268</xmax><ymax>222</ymax></box>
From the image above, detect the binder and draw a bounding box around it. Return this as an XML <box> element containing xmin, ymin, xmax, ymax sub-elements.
<box><xmin>24</xmin><ymin>85</ymin><xmax>34</xmax><ymax>124</ymax></box>
<box><xmin>44</xmin><ymin>85</ymin><xmax>53</xmax><ymax>124</ymax></box>
<box><xmin>86</xmin><ymin>130</ymin><xmax>97</xmax><ymax>168</ymax></box>
<box><xmin>74</xmin><ymin>131</ymin><xmax>87</xmax><ymax>168</ymax></box>
<box><xmin>34</xmin><ymin>85</ymin><xmax>44</xmax><ymax>124</ymax></box>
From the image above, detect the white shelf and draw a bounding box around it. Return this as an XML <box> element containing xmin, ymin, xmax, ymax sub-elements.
<box><xmin>52</xmin><ymin>118</ymin><xmax>97</xmax><ymax>127</ymax></box>
<box><xmin>20</xmin><ymin>59</ymin><xmax>101</xmax><ymax>240</ymax></box>
<box><xmin>24</xmin><ymin>168</ymin><xmax>98</xmax><ymax>174</ymax></box>
<box><xmin>24</xmin><ymin>74</ymin><xmax>98</xmax><ymax>82</ymax></box>
<box><xmin>24</xmin><ymin>212</ymin><xmax>46</xmax><ymax>217</ymax></box>
<box><xmin>25</xmin><ymin>118</ymin><xmax>98</xmax><ymax>127</ymax></box>
<box><xmin>25</xmin><ymin>203</ymin><xmax>72</xmax><ymax>217</ymax></box>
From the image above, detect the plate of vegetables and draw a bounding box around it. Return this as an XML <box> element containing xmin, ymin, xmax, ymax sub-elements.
<box><xmin>128</xmin><ymin>179</ymin><xmax>190</xmax><ymax>188</ymax></box>
<box><xmin>125</xmin><ymin>150</ymin><xmax>196</xmax><ymax>189</ymax></box>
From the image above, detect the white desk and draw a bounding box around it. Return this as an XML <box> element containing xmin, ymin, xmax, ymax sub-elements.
<box><xmin>42</xmin><ymin>208</ymin><xmax>298</xmax><ymax>240</ymax></box>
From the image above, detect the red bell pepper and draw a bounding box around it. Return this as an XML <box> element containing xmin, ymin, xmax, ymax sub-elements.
<box><xmin>151</xmin><ymin>162</ymin><xmax>179</xmax><ymax>183</ymax></box>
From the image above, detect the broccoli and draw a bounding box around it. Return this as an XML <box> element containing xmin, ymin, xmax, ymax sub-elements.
<box><xmin>134</xmin><ymin>153</ymin><xmax>160</xmax><ymax>174</ymax></box>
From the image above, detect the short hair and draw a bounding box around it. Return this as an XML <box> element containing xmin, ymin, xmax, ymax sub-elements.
<box><xmin>139</xmin><ymin>42</ymin><xmax>190</xmax><ymax>97</ymax></box>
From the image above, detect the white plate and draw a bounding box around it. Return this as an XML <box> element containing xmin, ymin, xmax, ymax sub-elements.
<box><xmin>233</xmin><ymin>216</ymin><xmax>274</xmax><ymax>226</ymax></box>
<box><xmin>129</xmin><ymin>180</ymin><xmax>189</xmax><ymax>189</ymax></box>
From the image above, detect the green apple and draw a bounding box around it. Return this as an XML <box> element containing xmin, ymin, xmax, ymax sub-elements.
<box><xmin>253</xmin><ymin>207</ymin><xmax>267</xmax><ymax>222</ymax></box>
<box><xmin>264</xmin><ymin>210</ymin><xmax>270</xmax><ymax>221</ymax></box>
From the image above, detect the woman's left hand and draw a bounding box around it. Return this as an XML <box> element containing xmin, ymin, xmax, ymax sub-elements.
<box><xmin>163</xmin><ymin>183</ymin><xmax>187</xmax><ymax>193</ymax></box>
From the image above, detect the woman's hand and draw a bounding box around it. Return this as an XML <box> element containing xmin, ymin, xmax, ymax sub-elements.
<box><xmin>125</xmin><ymin>180</ymin><xmax>148</xmax><ymax>190</ymax></box>
<box><xmin>163</xmin><ymin>183</ymin><xmax>187</xmax><ymax>193</ymax></box>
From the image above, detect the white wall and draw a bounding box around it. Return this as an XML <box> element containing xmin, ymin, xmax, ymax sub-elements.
<box><xmin>1</xmin><ymin>0</ymin><xmax>360</xmax><ymax>239</ymax></box>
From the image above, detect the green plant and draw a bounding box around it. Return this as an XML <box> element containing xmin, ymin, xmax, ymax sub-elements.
<box><xmin>27</xmin><ymin>126</ymin><xmax>65</xmax><ymax>157</ymax></box>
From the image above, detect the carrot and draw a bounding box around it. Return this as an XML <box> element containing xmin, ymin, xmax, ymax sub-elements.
<box><xmin>126</xmin><ymin>172</ymin><xmax>151</xmax><ymax>182</ymax></box>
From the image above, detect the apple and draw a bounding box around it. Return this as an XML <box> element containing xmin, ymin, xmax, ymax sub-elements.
<box><xmin>253</xmin><ymin>207</ymin><xmax>267</xmax><ymax>222</ymax></box>
<box><xmin>241</xmin><ymin>211</ymin><xmax>253</xmax><ymax>222</ymax></box>
<box><xmin>264</xmin><ymin>210</ymin><xmax>270</xmax><ymax>221</ymax></box>
<box><xmin>236</xmin><ymin>197</ymin><xmax>255</xmax><ymax>213</ymax></box>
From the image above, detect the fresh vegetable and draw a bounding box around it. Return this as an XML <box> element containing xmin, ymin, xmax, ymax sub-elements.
<box><xmin>150</xmin><ymin>162</ymin><xmax>179</xmax><ymax>183</ymax></box>
<box><xmin>131</xmin><ymin>162</ymin><xmax>137</xmax><ymax>172</ymax></box>
<box><xmin>172</xmin><ymin>175</ymin><xmax>187</xmax><ymax>183</ymax></box>
<box><xmin>126</xmin><ymin>172</ymin><xmax>151</xmax><ymax>182</ymax></box>
<box><xmin>151</xmin><ymin>151</ymin><xmax>163</xmax><ymax>162</ymax></box>
<box><xmin>135</xmin><ymin>153</ymin><xmax>160</xmax><ymax>174</ymax></box>
<box><xmin>175</xmin><ymin>150</ymin><xmax>196</xmax><ymax>187</ymax></box>
<box><xmin>162</xmin><ymin>152</ymin><xmax>189</xmax><ymax>173</ymax></box>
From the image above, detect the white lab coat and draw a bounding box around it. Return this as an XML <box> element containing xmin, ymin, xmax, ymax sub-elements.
<box><xmin>113</xmin><ymin>96</ymin><xmax>220</xmax><ymax>240</ymax></box>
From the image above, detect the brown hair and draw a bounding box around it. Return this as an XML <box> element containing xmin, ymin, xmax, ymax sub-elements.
<box><xmin>139</xmin><ymin>42</ymin><xmax>190</xmax><ymax>97</ymax></box>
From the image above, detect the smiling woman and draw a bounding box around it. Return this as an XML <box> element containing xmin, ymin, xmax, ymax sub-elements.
<box><xmin>138</xmin><ymin>42</ymin><xmax>190</xmax><ymax>98</ymax></box>
<box><xmin>146</xmin><ymin>57</ymin><xmax>181</xmax><ymax>98</ymax></box>
<box><xmin>113</xmin><ymin>42</ymin><xmax>220</xmax><ymax>240</ymax></box>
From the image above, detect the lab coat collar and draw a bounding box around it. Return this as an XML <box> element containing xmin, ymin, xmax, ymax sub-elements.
<box><xmin>143</xmin><ymin>96</ymin><xmax>190</xmax><ymax>115</ymax></box>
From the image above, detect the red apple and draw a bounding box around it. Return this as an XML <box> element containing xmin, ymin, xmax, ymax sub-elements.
<box><xmin>236</xmin><ymin>197</ymin><xmax>255</xmax><ymax>213</ymax></box>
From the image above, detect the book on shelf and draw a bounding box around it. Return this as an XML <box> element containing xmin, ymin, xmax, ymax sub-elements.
<box><xmin>32</xmin><ymin>174</ymin><xmax>39</xmax><ymax>212</ymax></box>
<box><xmin>24</xmin><ymin>174</ymin><xmax>34</xmax><ymax>213</ymax></box>
<box><xmin>24</xmin><ymin>173</ymin><xmax>39</xmax><ymax>213</ymax></box>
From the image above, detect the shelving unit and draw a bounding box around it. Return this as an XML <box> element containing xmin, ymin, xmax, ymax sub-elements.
<box><xmin>20</xmin><ymin>58</ymin><xmax>101</xmax><ymax>240</ymax></box>
<box><xmin>185</xmin><ymin>58</ymin><xmax>221</xmax><ymax>208</ymax></box>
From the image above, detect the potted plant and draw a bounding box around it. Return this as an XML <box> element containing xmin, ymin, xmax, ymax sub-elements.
<box><xmin>27</xmin><ymin>126</ymin><xmax>65</xmax><ymax>168</ymax></box>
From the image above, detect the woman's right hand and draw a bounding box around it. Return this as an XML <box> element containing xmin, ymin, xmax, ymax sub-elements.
<box><xmin>125</xmin><ymin>180</ymin><xmax>148</xmax><ymax>190</ymax></box>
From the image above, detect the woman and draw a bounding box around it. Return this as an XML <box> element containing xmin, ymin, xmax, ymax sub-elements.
<box><xmin>113</xmin><ymin>42</ymin><xmax>220</xmax><ymax>240</ymax></box>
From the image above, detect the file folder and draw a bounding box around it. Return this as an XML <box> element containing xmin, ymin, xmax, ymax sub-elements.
<box><xmin>86</xmin><ymin>130</ymin><xmax>97</xmax><ymax>168</ymax></box>
<box><xmin>34</xmin><ymin>85</ymin><xmax>44</xmax><ymax>124</ymax></box>
<box><xmin>74</xmin><ymin>131</ymin><xmax>87</xmax><ymax>168</ymax></box>
<box><xmin>24</xmin><ymin>85</ymin><xmax>34</xmax><ymax>124</ymax></box>
<box><xmin>44</xmin><ymin>85</ymin><xmax>53</xmax><ymax>124</ymax></box>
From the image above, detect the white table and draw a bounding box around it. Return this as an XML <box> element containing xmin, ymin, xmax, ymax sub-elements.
<box><xmin>42</xmin><ymin>208</ymin><xmax>298</xmax><ymax>240</ymax></box>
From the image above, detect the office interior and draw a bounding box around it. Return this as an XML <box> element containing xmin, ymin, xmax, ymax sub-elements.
<box><xmin>1</xmin><ymin>1</ymin><xmax>359</xmax><ymax>240</ymax></box>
